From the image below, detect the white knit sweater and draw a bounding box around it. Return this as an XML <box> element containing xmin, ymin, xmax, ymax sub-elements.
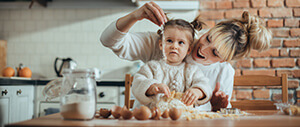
<box><xmin>132</xmin><ymin>59</ymin><xmax>211</xmax><ymax>108</ymax></box>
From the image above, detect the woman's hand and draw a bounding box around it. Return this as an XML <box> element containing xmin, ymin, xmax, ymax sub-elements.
<box><xmin>182</xmin><ymin>88</ymin><xmax>204</xmax><ymax>106</ymax></box>
<box><xmin>146</xmin><ymin>83</ymin><xmax>171</xmax><ymax>97</ymax></box>
<box><xmin>211</xmin><ymin>83</ymin><xmax>229</xmax><ymax>111</ymax></box>
<box><xmin>117</xmin><ymin>2</ymin><xmax>167</xmax><ymax>32</ymax></box>
<box><xmin>132</xmin><ymin>1</ymin><xmax>167</xmax><ymax>26</ymax></box>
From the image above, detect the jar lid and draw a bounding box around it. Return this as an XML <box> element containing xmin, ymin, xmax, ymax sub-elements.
<box><xmin>63</xmin><ymin>68</ymin><xmax>101</xmax><ymax>79</ymax></box>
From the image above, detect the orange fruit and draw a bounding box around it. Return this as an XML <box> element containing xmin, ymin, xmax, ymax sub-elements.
<box><xmin>19</xmin><ymin>67</ymin><xmax>32</xmax><ymax>78</ymax></box>
<box><xmin>2</xmin><ymin>67</ymin><xmax>15</xmax><ymax>77</ymax></box>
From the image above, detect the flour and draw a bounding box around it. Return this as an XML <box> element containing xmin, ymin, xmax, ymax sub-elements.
<box><xmin>60</xmin><ymin>101</ymin><xmax>95</xmax><ymax>120</ymax></box>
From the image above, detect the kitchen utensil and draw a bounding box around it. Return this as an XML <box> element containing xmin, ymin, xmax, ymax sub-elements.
<box><xmin>54</xmin><ymin>57</ymin><xmax>77</xmax><ymax>77</ymax></box>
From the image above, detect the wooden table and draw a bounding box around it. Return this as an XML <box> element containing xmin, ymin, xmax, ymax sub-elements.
<box><xmin>6</xmin><ymin>110</ymin><xmax>300</xmax><ymax>127</ymax></box>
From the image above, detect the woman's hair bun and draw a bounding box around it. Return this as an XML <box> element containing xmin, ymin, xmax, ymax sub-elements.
<box><xmin>191</xmin><ymin>15</ymin><xmax>206</xmax><ymax>31</ymax></box>
<box><xmin>241</xmin><ymin>11</ymin><xmax>272</xmax><ymax>52</ymax></box>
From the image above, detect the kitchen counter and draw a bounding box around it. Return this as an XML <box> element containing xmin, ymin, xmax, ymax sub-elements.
<box><xmin>5</xmin><ymin>110</ymin><xmax>300</xmax><ymax>127</ymax></box>
<box><xmin>0</xmin><ymin>77</ymin><xmax>125</xmax><ymax>86</ymax></box>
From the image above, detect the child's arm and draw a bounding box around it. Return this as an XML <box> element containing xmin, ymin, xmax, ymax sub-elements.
<box><xmin>132</xmin><ymin>61</ymin><xmax>171</xmax><ymax>106</ymax></box>
<box><xmin>182</xmin><ymin>65</ymin><xmax>212</xmax><ymax>106</ymax></box>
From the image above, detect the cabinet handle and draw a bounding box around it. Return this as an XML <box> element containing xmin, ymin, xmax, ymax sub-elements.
<box><xmin>122</xmin><ymin>91</ymin><xmax>125</xmax><ymax>95</ymax></box>
<box><xmin>2</xmin><ymin>89</ymin><xmax>8</xmax><ymax>96</ymax></box>
<box><xmin>98</xmin><ymin>92</ymin><xmax>105</xmax><ymax>98</ymax></box>
<box><xmin>17</xmin><ymin>89</ymin><xmax>22</xmax><ymax>95</ymax></box>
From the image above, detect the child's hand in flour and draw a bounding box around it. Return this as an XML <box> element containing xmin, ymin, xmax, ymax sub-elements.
<box><xmin>146</xmin><ymin>83</ymin><xmax>171</xmax><ymax>97</ymax></box>
<box><xmin>182</xmin><ymin>88</ymin><xmax>205</xmax><ymax>106</ymax></box>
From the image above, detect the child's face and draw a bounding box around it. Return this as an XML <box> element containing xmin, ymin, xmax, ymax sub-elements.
<box><xmin>159</xmin><ymin>27</ymin><xmax>192</xmax><ymax>66</ymax></box>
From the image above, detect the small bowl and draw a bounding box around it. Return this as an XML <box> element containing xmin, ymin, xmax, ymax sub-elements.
<box><xmin>274</xmin><ymin>103</ymin><xmax>300</xmax><ymax>116</ymax></box>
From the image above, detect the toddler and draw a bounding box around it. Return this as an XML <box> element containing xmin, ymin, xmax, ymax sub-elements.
<box><xmin>132</xmin><ymin>17</ymin><xmax>212</xmax><ymax>108</ymax></box>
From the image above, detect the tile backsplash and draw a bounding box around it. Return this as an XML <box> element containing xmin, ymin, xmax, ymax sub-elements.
<box><xmin>0</xmin><ymin>8</ymin><xmax>197</xmax><ymax>80</ymax></box>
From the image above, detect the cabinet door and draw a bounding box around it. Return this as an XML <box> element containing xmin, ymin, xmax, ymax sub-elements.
<box><xmin>11</xmin><ymin>86</ymin><xmax>34</xmax><ymax>123</ymax></box>
<box><xmin>0</xmin><ymin>86</ymin><xmax>11</xmax><ymax>125</ymax></box>
<box><xmin>96</xmin><ymin>86</ymin><xmax>119</xmax><ymax>105</ymax></box>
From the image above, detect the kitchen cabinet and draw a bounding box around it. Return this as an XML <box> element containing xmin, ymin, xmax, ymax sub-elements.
<box><xmin>35</xmin><ymin>85</ymin><xmax>121</xmax><ymax>118</ymax></box>
<box><xmin>0</xmin><ymin>85</ymin><xmax>34</xmax><ymax>125</ymax></box>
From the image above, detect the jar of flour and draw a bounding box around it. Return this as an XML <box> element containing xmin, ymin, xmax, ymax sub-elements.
<box><xmin>59</xmin><ymin>68</ymin><xmax>99</xmax><ymax>120</ymax></box>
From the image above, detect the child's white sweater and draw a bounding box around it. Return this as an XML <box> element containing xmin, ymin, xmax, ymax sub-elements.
<box><xmin>132</xmin><ymin>59</ymin><xmax>211</xmax><ymax>108</ymax></box>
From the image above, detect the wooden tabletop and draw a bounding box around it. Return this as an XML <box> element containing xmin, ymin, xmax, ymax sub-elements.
<box><xmin>6</xmin><ymin>110</ymin><xmax>300</xmax><ymax>127</ymax></box>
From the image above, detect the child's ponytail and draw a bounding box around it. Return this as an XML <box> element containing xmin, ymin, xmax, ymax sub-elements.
<box><xmin>191</xmin><ymin>15</ymin><xmax>206</xmax><ymax>31</ymax></box>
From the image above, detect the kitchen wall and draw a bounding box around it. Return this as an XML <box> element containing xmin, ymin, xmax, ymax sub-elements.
<box><xmin>1</xmin><ymin>0</ymin><xmax>299</xmax><ymax>104</ymax></box>
<box><xmin>0</xmin><ymin>6</ymin><xmax>198</xmax><ymax>80</ymax></box>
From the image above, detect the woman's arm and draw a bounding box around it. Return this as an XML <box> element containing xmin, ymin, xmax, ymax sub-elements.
<box><xmin>100</xmin><ymin>2</ymin><xmax>167</xmax><ymax>62</ymax></box>
<box><xmin>211</xmin><ymin>63</ymin><xmax>234</xmax><ymax>111</ymax></box>
<box><xmin>117</xmin><ymin>2</ymin><xmax>167</xmax><ymax>33</ymax></box>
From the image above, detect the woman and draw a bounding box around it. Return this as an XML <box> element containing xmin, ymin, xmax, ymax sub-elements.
<box><xmin>100</xmin><ymin>2</ymin><xmax>272</xmax><ymax>111</ymax></box>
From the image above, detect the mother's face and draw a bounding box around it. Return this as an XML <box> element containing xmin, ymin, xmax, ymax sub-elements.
<box><xmin>191</xmin><ymin>33</ymin><xmax>224</xmax><ymax>65</ymax></box>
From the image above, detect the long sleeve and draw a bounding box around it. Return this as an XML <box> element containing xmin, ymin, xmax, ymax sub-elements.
<box><xmin>186</xmin><ymin>65</ymin><xmax>212</xmax><ymax>106</ymax></box>
<box><xmin>100</xmin><ymin>20</ymin><xmax>162</xmax><ymax>63</ymax></box>
<box><xmin>218</xmin><ymin>63</ymin><xmax>235</xmax><ymax>108</ymax></box>
<box><xmin>132</xmin><ymin>62</ymin><xmax>160</xmax><ymax>106</ymax></box>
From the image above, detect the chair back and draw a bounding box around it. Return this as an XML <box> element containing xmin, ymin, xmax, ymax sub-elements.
<box><xmin>231</xmin><ymin>73</ymin><xmax>288</xmax><ymax>110</ymax></box>
<box><xmin>125</xmin><ymin>74</ymin><xmax>134</xmax><ymax>109</ymax></box>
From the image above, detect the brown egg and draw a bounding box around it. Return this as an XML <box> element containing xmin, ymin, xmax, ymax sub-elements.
<box><xmin>169</xmin><ymin>107</ymin><xmax>182</xmax><ymax>120</ymax></box>
<box><xmin>19</xmin><ymin>67</ymin><xmax>32</xmax><ymax>78</ymax></box>
<box><xmin>111</xmin><ymin>106</ymin><xmax>122</xmax><ymax>119</ymax></box>
<box><xmin>133</xmin><ymin>106</ymin><xmax>151</xmax><ymax>120</ymax></box>
<box><xmin>2</xmin><ymin>67</ymin><xmax>15</xmax><ymax>77</ymax></box>
<box><xmin>121</xmin><ymin>106</ymin><xmax>133</xmax><ymax>120</ymax></box>
<box><xmin>150</xmin><ymin>107</ymin><xmax>161</xmax><ymax>120</ymax></box>
<box><xmin>161</xmin><ymin>109</ymin><xmax>169</xmax><ymax>118</ymax></box>
<box><xmin>100</xmin><ymin>108</ymin><xmax>111</xmax><ymax>118</ymax></box>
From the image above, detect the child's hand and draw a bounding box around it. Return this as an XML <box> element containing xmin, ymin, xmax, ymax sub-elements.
<box><xmin>146</xmin><ymin>83</ymin><xmax>171</xmax><ymax>97</ymax></box>
<box><xmin>182</xmin><ymin>88</ymin><xmax>204</xmax><ymax>106</ymax></box>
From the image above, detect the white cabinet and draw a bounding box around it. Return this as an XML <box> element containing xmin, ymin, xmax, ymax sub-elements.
<box><xmin>35</xmin><ymin>85</ymin><xmax>121</xmax><ymax>117</ymax></box>
<box><xmin>0</xmin><ymin>85</ymin><xmax>34</xmax><ymax>125</ymax></box>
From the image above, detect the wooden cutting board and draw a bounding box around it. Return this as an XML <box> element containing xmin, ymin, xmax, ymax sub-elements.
<box><xmin>0</xmin><ymin>40</ymin><xmax>7</xmax><ymax>76</ymax></box>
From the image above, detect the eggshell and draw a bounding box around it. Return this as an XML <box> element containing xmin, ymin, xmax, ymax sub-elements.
<box><xmin>133</xmin><ymin>106</ymin><xmax>151</xmax><ymax>120</ymax></box>
<box><xmin>100</xmin><ymin>108</ymin><xmax>111</xmax><ymax>118</ymax></box>
<box><xmin>121</xmin><ymin>106</ymin><xmax>133</xmax><ymax>120</ymax></box>
<box><xmin>111</xmin><ymin>106</ymin><xmax>122</xmax><ymax>119</ymax></box>
<box><xmin>169</xmin><ymin>107</ymin><xmax>182</xmax><ymax>120</ymax></box>
<box><xmin>150</xmin><ymin>107</ymin><xmax>161</xmax><ymax>120</ymax></box>
<box><xmin>161</xmin><ymin>109</ymin><xmax>169</xmax><ymax>118</ymax></box>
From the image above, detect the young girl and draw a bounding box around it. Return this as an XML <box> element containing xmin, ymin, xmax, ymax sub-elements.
<box><xmin>100</xmin><ymin>2</ymin><xmax>272</xmax><ymax>111</ymax></box>
<box><xmin>132</xmin><ymin>18</ymin><xmax>211</xmax><ymax>108</ymax></box>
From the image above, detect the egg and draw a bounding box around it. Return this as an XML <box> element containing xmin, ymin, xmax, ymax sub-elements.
<box><xmin>18</xmin><ymin>67</ymin><xmax>32</xmax><ymax>78</ymax></box>
<box><xmin>2</xmin><ymin>67</ymin><xmax>15</xmax><ymax>77</ymax></box>
<box><xmin>161</xmin><ymin>109</ymin><xmax>169</xmax><ymax>118</ymax></box>
<box><xmin>100</xmin><ymin>108</ymin><xmax>111</xmax><ymax>118</ymax></box>
<box><xmin>121</xmin><ymin>106</ymin><xmax>133</xmax><ymax>120</ymax></box>
<box><xmin>111</xmin><ymin>106</ymin><xmax>122</xmax><ymax>119</ymax></box>
<box><xmin>150</xmin><ymin>107</ymin><xmax>161</xmax><ymax>120</ymax></box>
<box><xmin>169</xmin><ymin>107</ymin><xmax>182</xmax><ymax>120</ymax></box>
<box><xmin>133</xmin><ymin>106</ymin><xmax>151</xmax><ymax>120</ymax></box>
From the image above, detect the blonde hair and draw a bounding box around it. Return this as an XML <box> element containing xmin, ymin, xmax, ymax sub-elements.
<box><xmin>208</xmin><ymin>11</ymin><xmax>272</xmax><ymax>61</ymax></box>
<box><xmin>157</xmin><ymin>15</ymin><xmax>205</xmax><ymax>46</ymax></box>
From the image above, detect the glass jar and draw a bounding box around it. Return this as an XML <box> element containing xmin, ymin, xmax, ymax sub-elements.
<box><xmin>59</xmin><ymin>68</ymin><xmax>97</xmax><ymax>120</ymax></box>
